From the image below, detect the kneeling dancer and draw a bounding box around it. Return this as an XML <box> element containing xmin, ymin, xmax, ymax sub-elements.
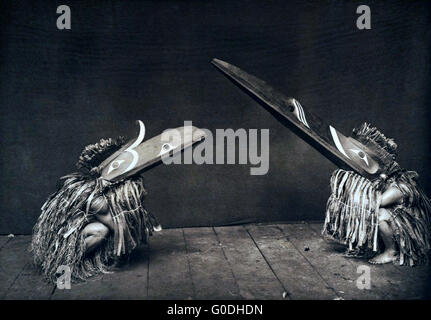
<box><xmin>32</xmin><ymin>121</ymin><xmax>205</xmax><ymax>281</ymax></box>
<box><xmin>323</xmin><ymin>123</ymin><xmax>431</xmax><ymax>265</ymax></box>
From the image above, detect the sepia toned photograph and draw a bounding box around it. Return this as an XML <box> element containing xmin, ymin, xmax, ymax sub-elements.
<box><xmin>0</xmin><ymin>0</ymin><xmax>430</xmax><ymax>314</ymax></box>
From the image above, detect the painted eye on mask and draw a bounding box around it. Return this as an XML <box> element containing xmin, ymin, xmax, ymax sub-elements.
<box><xmin>107</xmin><ymin>159</ymin><xmax>125</xmax><ymax>174</ymax></box>
<box><xmin>349</xmin><ymin>148</ymin><xmax>369</xmax><ymax>166</ymax></box>
<box><xmin>159</xmin><ymin>143</ymin><xmax>174</xmax><ymax>156</ymax></box>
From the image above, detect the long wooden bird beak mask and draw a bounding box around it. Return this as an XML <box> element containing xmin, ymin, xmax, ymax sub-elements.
<box><xmin>98</xmin><ymin>121</ymin><xmax>207</xmax><ymax>182</ymax></box>
<box><xmin>212</xmin><ymin>58</ymin><xmax>400</xmax><ymax>180</ymax></box>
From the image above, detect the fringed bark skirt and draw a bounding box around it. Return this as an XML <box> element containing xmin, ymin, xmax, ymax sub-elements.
<box><xmin>31</xmin><ymin>173</ymin><xmax>159</xmax><ymax>282</ymax></box>
<box><xmin>322</xmin><ymin>169</ymin><xmax>431</xmax><ymax>266</ymax></box>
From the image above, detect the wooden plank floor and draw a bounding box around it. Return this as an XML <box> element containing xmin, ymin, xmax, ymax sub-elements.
<box><xmin>1</xmin><ymin>223</ymin><xmax>430</xmax><ymax>300</ymax></box>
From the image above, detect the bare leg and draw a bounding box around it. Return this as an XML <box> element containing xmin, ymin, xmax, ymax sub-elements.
<box><xmin>94</xmin><ymin>210</ymin><xmax>130</xmax><ymax>268</ymax></box>
<box><xmin>369</xmin><ymin>208</ymin><xmax>398</xmax><ymax>264</ymax></box>
<box><xmin>82</xmin><ymin>222</ymin><xmax>109</xmax><ymax>254</ymax></box>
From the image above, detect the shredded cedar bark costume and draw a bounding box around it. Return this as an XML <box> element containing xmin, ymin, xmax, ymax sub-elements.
<box><xmin>31</xmin><ymin>137</ymin><xmax>159</xmax><ymax>282</ymax></box>
<box><xmin>323</xmin><ymin>123</ymin><xmax>431</xmax><ymax>266</ymax></box>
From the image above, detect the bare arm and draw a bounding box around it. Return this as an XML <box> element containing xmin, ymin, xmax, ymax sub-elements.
<box><xmin>90</xmin><ymin>196</ymin><xmax>115</xmax><ymax>231</ymax></box>
<box><xmin>380</xmin><ymin>186</ymin><xmax>404</xmax><ymax>207</ymax></box>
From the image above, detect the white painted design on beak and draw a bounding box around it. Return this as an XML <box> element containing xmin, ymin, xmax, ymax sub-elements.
<box><xmin>107</xmin><ymin>159</ymin><xmax>125</xmax><ymax>174</ymax></box>
<box><xmin>122</xmin><ymin>120</ymin><xmax>146</xmax><ymax>174</ymax></box>
<box><xmin>329</xmin><ymin>125</ymin><xmax>351</xmax><ymax>159</ymax></box>
<box><xmin>349</xmin><ymin>148</ymin><xmax>369</xmax><ymax>166</ymax></box>
<box><xmin>292</xmin><ymin>99</ymin><xmax>310</xmax><ymax>129</ymax></box>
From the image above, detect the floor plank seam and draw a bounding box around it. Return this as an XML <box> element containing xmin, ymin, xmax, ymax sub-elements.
<box><xmin>211</xmin><ymin>227</ymin><xmax>242</xmax><ymax>299</ymax></box>
<box><xmin>49</xmin><ymin>282</ymin><xmax>57</xmax><ymax>299</ymax></box>
<box><xmin>2</xmin><ymin>227</ymin><xmax>427</xmax><ymax>300</ymax></box>
<box><xmin>305</xmin><ymin>223</ymin><xmax>371</xmax><ymax>298</ymax></box>
<box><xmin>2</xmin><ymin>262</ymin><xmax>28</xmax><ymax>300</ymax></box>
<box><xmin>305</xmin><ymin>223</ymin><xmax>401</xmax><ymax>300</ymax></box>
<box><xmin>282</xmin><ymin>225</ymin><xmax>341</xmax><ymax>299</ymax></box>
<box><xmin>0</xmin><ymin>238</ymin><xmax>11</xmax><ymax>251</ymax></box>
<box><xmin>306</xmin><ymin>222</ymin><xmax>422</xmax><ymax>299</ymax></box>
<box><xmin>243</xmin><ymin>226</ymin><xmax>291</xmax><ymax>300</ymax></box>
<box><xmin>182</xmin><ymin>228</ymin><xmax>197</xmax><ymax>300</ymax></box>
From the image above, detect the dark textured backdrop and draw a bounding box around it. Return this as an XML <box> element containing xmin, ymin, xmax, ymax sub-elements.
<box><xmin>1</xmin><ymin>0</ymin><xmax>430</xmax><ymax>234</ymax></box>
